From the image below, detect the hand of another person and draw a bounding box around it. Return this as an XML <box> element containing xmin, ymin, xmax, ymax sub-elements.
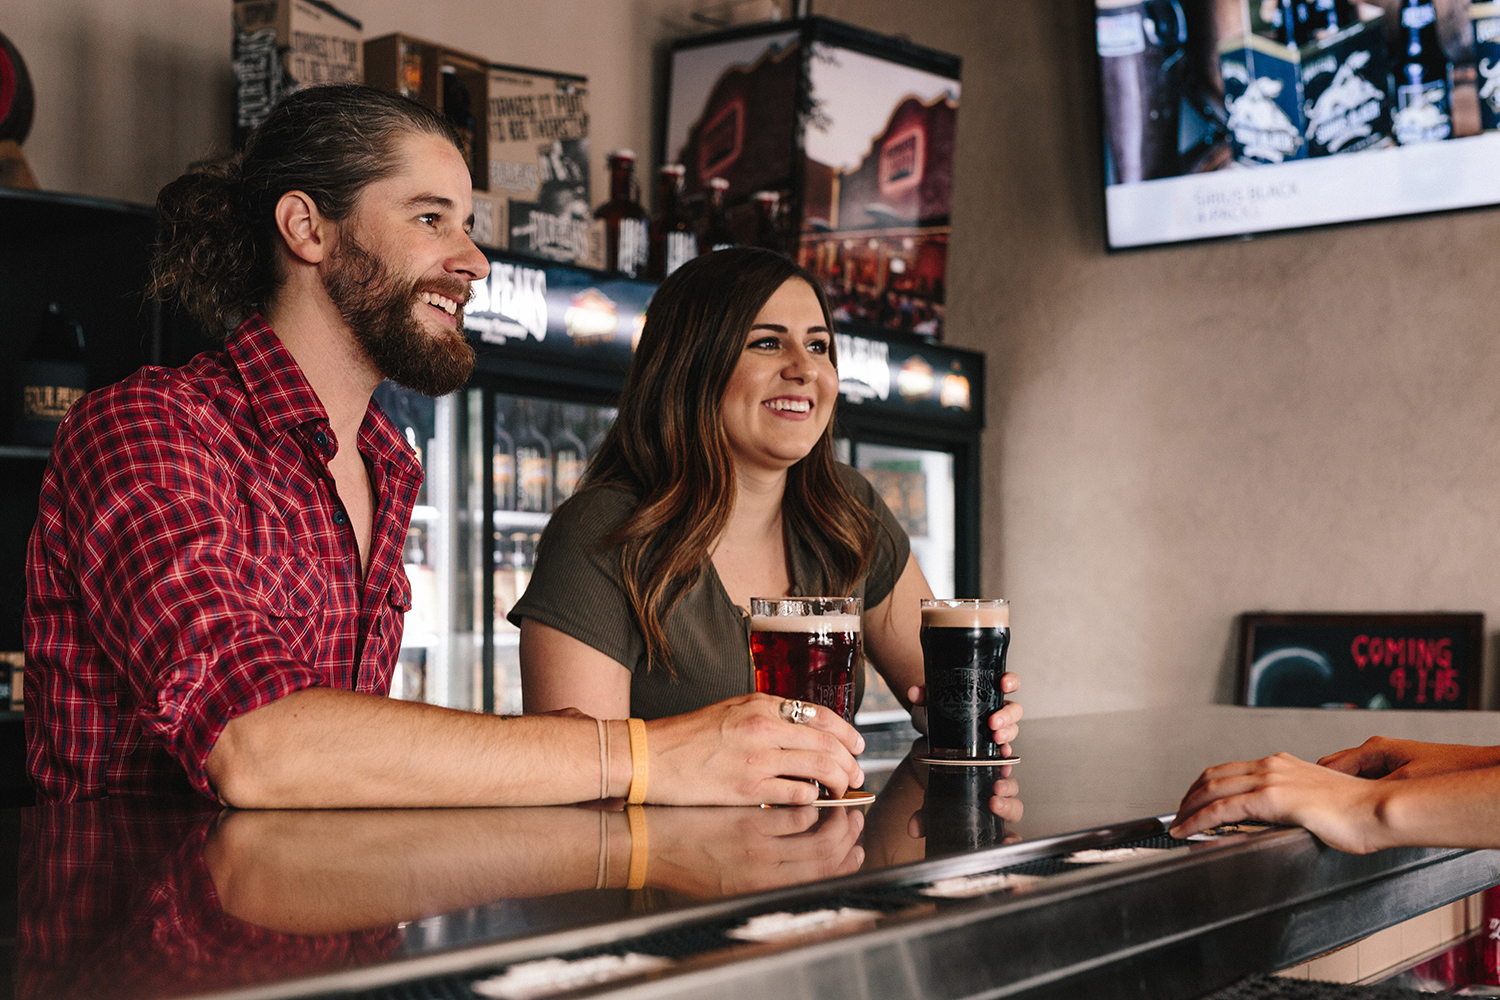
<box><xmin>1317</xmin><ymin>737</ymin><xmax>1500</xmax><ymax>781</ymax></box>
<box><xmin>907</xmin><ymin>671</ymin><xmax>1022</xmax><ymax>751</ymax></box>
<box><xmin>646</xmin><ymin>693</ymin><xmax>864</xmax><ymax>806</ymax></box>
<box><xmin>647</xmin><ymin>806</ymin><xmax>865</xmax><ymax>898</ymax></box>
<box><xmin>1168</xmin><ymin>752</ymin><xmax>1389</xmax><ymax>854</ymax></box>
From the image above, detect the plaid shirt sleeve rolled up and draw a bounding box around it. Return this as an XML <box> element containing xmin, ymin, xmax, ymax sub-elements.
<box><xmin>23</xmin><ymin>316</ymin><xmax>422</xmax><ymax>802</ymax></box>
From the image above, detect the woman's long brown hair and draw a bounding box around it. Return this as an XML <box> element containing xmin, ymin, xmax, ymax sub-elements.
<box><xmin>563</xmin><ymin>247</ymin><xmax>881</xmax><ymax>676</ymax></box>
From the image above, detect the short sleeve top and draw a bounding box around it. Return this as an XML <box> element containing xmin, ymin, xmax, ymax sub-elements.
<box><xmin>509</xmin><ymin>464</ymin><xmax>911</xmax><ymax>720</ymax></box>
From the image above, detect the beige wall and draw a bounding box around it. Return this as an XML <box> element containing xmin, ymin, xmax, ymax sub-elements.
<box><xmin>9</xmin><ymin>0</ymin><xmax>1499</xmax><ymax>718</ymax></box>
<box><xmin>6</xmin><ymin>0</ymin><xmax>705</xmax><ymax>206</ymax></box>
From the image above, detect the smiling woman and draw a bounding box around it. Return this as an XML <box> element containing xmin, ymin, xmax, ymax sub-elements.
<box><xmin>507</xmin><ymin>248</ymin><xmax>1006</xmax><ymax>732</ymax></box>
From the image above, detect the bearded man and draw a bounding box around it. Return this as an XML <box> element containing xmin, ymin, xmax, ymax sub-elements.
<box><xmin>24</xmin><ymin>85</ymin><xmax>864</xmax><ymax>808</ymax></box>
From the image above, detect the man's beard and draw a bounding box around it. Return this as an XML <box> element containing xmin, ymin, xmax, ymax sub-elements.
<box><xmin>322</xmin><ymin>234</ymin><xmax>476</xmax><ymax>397</ymax></box>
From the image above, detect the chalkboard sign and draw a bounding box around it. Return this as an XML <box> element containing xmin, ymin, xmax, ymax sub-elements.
<box><xmin>1237</xmin><ymin>613</ymin><xmax>1484</xmax><ymax>710</ymax></box>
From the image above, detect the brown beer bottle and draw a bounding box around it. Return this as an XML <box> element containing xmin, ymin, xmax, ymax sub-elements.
<box><xmin>594</xmin><ymin>150</ymin><xmax>650</xmax><ymax>278</ymax></box>
<box><xmin>751</xmin><ymin>190</ymin><xmax>784</xmax><ymax>256</ymax></box>
<box><xmin>513</xmin><ymin>399</ymin><xmax>552</xmax><ymax>514</ymax></box>
<box><xmin>701</xmin><ymin>177</ymin><xmax>738</xmax><ymax>254</ymax></box>
<box><xmin>647</xmin><ymin>164</ymin><xmax>697</xmax><ymax>281</ymax></box>
<box><xmin>549</xmin><ymin>404</ymin><xmax>587</xmax><ymax>506</ymax></box>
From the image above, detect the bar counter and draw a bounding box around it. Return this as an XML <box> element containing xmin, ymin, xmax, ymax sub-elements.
<box><xmin>6</xmin><ymin>706</ymin><xmax>1499</xmax><ymax>1000</ymax></box>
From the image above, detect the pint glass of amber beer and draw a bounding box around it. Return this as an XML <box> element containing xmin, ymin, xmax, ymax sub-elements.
<box><xmin>749</xmin><ymin>597</ymin><xmax>862</xmax><ymax>723</ymax></box>
<box><xmin>921</xmin><ymin>598</ymin><xmax>1010</xmax><ymax>761</ymax></box>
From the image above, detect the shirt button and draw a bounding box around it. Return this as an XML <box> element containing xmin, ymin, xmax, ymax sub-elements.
<box><xmin>313</xmin><ymin>431</ymin><xmax>329</xmax><ymax>449</ymax></box>
<box><xmin>333</xmin><ymin>509</ymin><xmax>348</xmax><ymax>526</ymax></box>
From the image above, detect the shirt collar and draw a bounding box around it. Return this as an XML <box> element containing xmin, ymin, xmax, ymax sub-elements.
<box><xmin>227</xmin><ymin>314</ymin><xmax>331</xmax><ymax>440</ymax></box>
<box><xmin>227</xmin><ymin>314</ymin><xmax>424</xmax><ymax>484</ymax></box>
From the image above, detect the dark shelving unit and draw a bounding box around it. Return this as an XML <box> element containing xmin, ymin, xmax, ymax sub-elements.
<box><xmin>0</xmin><ymin>188</ymin><xmax>214</xmax><ymax>806</ymax></box>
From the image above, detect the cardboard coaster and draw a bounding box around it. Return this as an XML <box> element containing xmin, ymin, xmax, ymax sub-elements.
<box><xmin>813</xmin><ymin>789</ymin><xmax>877</xmax><ymax>806</ymax></box>
<box><xmin>914</xmin><ymin>754</ymin><xmax>1020</xmax><ymax>767</ymax></box>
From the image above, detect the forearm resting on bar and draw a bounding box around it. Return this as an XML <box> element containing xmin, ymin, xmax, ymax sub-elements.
<box><xmin>1171</xmin><ymin>751</ymin><xmax>1500</xmax><ymax>853</ymax></box>
<box><xmin>206</xmin><ymin>687</ymin><xmax>865</xmax><ymax>809</ymax></box>
<box><xmin>206</xmin><ymin>688</ymin><xmax>627</xmax><ymax>809</ymax></box>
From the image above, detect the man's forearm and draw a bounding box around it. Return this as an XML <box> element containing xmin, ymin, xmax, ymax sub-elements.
<box><xmin>207</xmin><ymin>688</ymin><xmax>632</xmax><ymax>808</ymax></box>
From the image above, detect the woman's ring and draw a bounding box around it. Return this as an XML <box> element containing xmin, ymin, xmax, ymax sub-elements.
<box><xmin>778</xmin><ymin>699</ymin><xmax>817</xmax><ymax>725</ymax></box>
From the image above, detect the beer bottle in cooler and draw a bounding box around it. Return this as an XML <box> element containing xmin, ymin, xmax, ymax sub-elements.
<box><xmin>494</xmin><ymin>534</ymin><xmax>520</xmax><ymax>635</ymax></box>
<box><xmin>511</xmin><ymin>531</ymin><xmax>536</xmax><ymax>602</ymax></box>
<box><xmin>493</xmin><ymin>402</ymin><xmax>516</xmax><ymax>512</ymax></box>
<box><xmin>390</xmin><ymin>389</ymin><xmax>427</xmax><ymax>506</ymax></box>
<box><xmin>585</xmin><ymin>407</ymin><xmax>616</xmax><ymax>457</ymax></box>
<box><xmin>595</xmin><ymin>150</ymin><xmax>649</xmax><ymax>278</ymax></box>
<box><xmin>1393</xmin><ymin>0</ymin><xmax>1453</xmax><ymax>144</ymax></box>
<box><xmin>403</xmin><ymin>525</ymin><xmax>435</xmax><ymax>637</ymax></box>
<box><xmin>701</xmin><ymin>177</ymin><xmax>737</xmax><ymax>254</ymax></box>
<box><xmin>550</xmin><ymin>404</ymin><xmax>587</xmax><ymax>507</ymax></box>
<box><xmin>15</xmin><ymin>302</ymin><xmax>87</xmax><ymax>447</ymax></box>
<box><xmin>648</xmin><ymin>163</ymin><xmax>697</xmax><ymax>280</ymax></box>
<box><xmin>513</xmin><ymin>400</ymin><xmax>552</xmax><ymax>513</ymax></box>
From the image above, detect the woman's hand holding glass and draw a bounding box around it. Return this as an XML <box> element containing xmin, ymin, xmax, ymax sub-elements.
<box><xmin>905</xmin><ymin>673</ymin><xmax>1023</xmax><ymax>750</ymax></box>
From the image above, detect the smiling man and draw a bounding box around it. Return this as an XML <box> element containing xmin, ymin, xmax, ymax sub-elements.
<box><xmin>23</xmin><ymin>85</ymin><xmax>864</xmax><ymax>808</ymax></box>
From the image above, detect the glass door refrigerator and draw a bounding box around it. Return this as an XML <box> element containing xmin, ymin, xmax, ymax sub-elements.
<box><xmin>386</xmin><ymin>248</ymin><xmax>983</xmax><ymax>723</ymax></box>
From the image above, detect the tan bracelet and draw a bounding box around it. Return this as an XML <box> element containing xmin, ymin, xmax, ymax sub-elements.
<box><xmin>626</xmin><ymin>804</ymin><xmax>648</xmax><ymax>890</ymax></box>
<box><xmin>626</xmin><ymin>718</ymin><xmax>648</xmax><ymax>805</ymax></box>
<box><xmin>595</xmin><ymin>810</ymin><xmax>608</xmax><ymax>890</ymax></box>
<box><xmin>596</xmin><ymin>718</ymin><xmax>608</xmax><ymax>801</ymax></box>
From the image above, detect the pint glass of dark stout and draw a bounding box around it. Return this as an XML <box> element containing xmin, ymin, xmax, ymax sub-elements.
<box><xmin>749</xmin><ymin>598</ymin><xmax>862</xmax><ymax>724</ymax></box>
<box><xmin>921</xmin><ymin>598</ymin><xmax>1010</xmax><ymax>761</ymax></box>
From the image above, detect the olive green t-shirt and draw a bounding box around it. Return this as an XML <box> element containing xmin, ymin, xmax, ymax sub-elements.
<box><xmin>509</xmin><ymin>464</ymin><xmax>911</xmax><ymax>720</ymax></box>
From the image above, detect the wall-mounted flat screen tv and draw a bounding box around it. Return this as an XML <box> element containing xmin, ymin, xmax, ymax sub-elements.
<box><xmin>1097</xmin><ymin>0</ymin><xmax>1500</xmax><ymax>249</ymax></box>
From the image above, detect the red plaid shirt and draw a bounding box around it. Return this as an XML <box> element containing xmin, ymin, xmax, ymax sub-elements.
<box><xmin>24</xmin><ymin>315</ymin><xmax>421</xmax><ymax>801</ymax></box>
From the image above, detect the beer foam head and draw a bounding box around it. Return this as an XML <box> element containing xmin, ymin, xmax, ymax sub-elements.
<box><xmin>750</xmin><ymin>613</ymin><xmax>861</xmax><ymax>633</ymax></box>
<box><xmin>921</xmin><ymin>602</ymin><xmax>1009</xmax><ymax>629</ymax></box>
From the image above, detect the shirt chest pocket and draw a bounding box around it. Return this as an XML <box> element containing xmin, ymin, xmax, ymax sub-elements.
<box><xmin>259</xmin><ymin>555</ymin><xmax>330</xmax><ymax>660</ymax></box>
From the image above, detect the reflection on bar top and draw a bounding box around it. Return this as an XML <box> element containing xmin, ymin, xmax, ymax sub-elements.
<box><xmin>12</xmin><ymin>705</ymin><xmax>1500</xmax><ymax>998</ymax></box>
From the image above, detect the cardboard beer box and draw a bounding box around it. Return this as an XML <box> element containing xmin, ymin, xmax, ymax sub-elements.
<box><xmin>1473</xmin><ymin>3</ymin><xmax>1500</xmax><ymax>131</ymax></box>
<box><xmin>365</xmin><ymin>34</ymin><xmax>492</xmax><ymax>239</ymax></box>
<box><xmin>1220</xmin><ymin>14</ymin><xmax>1391</xmax><ymax>167</ymax></box>
<box><xmin>1220</xmin><ymin>35</ymin><xmax>1309</xmax><ymax>165</ymax></box>
<box><xmin>1299</xmin><ymin>16</ymin><xmax>1391</xmax><ymax>157</ymax></box>
<box><xmin>232</xmin><ymin>0</ymin><xmax>363</xmax><ymax>147</ymax></box>
<box><xmin>485</xmin><ymin>64</ymin><xmax>597</xmax><ymax>265</ymax></box>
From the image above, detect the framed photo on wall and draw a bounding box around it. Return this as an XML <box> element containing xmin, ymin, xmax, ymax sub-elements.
<box><xmin>1237</xmin><ymin>613</ymin><xmax>1484</xmax><ymax>710</ymax></box>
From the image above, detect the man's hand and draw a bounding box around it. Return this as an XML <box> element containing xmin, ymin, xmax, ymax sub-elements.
<box><xmin>1168</xmin><ymin>752</ymin><xmax>1391</xmax><ymax>853</ymax></box>
<box><xmin>1318</xmin><ymin>737</ymin><xmax>1500</xmax><ymax>781</ymax></box>
<box><xmin>907</xmin><ymin>671</ymin><xmax>1022</xmax><ymax>751</ymax></box>
<box><xmin>646</xmin><ymin>693</ymin><xmax>865</xmax><ymax>806</ymax></box>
